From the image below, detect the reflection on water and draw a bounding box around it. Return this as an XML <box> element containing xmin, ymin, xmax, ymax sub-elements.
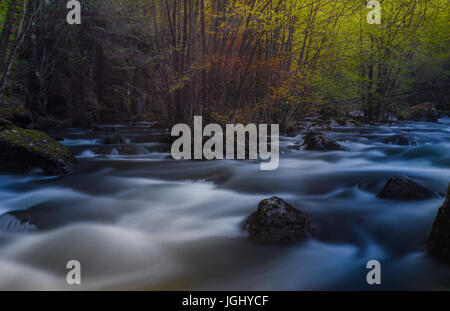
<box><xmin>0</xmin><ymin>119</ymin><xmax>449</xmax><ymax>290</ymax></box>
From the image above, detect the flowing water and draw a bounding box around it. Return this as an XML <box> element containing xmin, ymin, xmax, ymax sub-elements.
<box><xmin>0</xmin><ymin>119</ymin><xmax>449</xmax><ymax>290</ymax></box>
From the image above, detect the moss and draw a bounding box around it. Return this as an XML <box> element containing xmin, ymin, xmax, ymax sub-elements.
<box><xmin>0</xmin><ymin>127</ymin><xmax>71</xmax><ymax>157</ymax></box>
<box><xmin>0</xmin><ymin>105</ymin><xmax>32</xmax><ymax>127</ymax></box>
<box><xmin>0</xmin><ymin>127</ymin><xmax>76</xmax><ymax>175</ymax></box>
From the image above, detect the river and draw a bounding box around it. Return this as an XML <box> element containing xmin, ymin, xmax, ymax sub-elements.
<box><xmin>0</xmin><ymin>119</ymin><xmax>449</xmax><ymax>290</ymax></box>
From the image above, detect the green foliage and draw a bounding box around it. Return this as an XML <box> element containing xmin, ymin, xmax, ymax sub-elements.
<box><xmin>1</xmin><ymin>0</ymin><xmax>449</xmax><ymax>125</ymax></box>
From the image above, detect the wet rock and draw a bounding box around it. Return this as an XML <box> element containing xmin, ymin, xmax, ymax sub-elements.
<box><xmin>243</xmin><ymin>196</ymin><xmax>314</xmax><ymax>243</ymax></box>
<box><xmin>383</xmin><ymin>134</ymin><xmax>423</xmax><ymax>146</ymax></box>
<box><xmin>0</xmin><ymin>127</ymin><xmax>76</xmax><ymax>175</ymax></box>
<box><xmin>300</xmin><ymin>131</ymin><xmax>346</xmax><ymax>151</ymax></box>
<box><xmin>428</xmin><ymin>183</ymin><xmax>450</xmax><ymax>262</ymax></box>
<box><xmin>398</xmin><ymin>103</ymin><xmax>439</xmax><ymax>122</ymax></box>
<box><xmin>98</xmin><ymin>134</ymin><xmax>128</xmax><ymax>145</ymax></box>
<box><xmin>377</xmin><ymin>176</ymin><xmax>437</xmax><ymax>200</ymax></box>
<box><xmin>0</xmin><ymin>200</ymin><xmax>120</xmax><ymax>232</ymax></box>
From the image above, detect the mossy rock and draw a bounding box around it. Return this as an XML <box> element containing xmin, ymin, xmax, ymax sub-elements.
<box><xmin>243</xmin><ymin>196</ymin><xmax>314</xmax><ymax>243</ymax></box>
<box><xmin>300</xmin><ymin>131</ymin><xmax>346</xmax><ymax>151</ymax></box>
<box><xmin>428</xmin><ymin>183</ymin><xmax>450</xmax><ymax>262</ymax></box>
<box><xmin>0</xmin><ymin>105</ymin><xmax>32</xmax><ymax>128</ymax></box>
<box><xmin>0</xmin><ymin>127</ymin><xmax>76</xmax><ymax>175</ymax></box>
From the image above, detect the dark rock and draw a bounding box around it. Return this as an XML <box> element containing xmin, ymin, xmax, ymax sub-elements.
<box><xmin>0</xmin><ymin>127</ymin><xmax>76</xmax><ymax>175</ymax></box>
<box><xmin>377</xmin><ymin>176</ymin><xmax>437</xmax><ymax>200</ymax></box>
<box><xmin>98</xmin><ymin>134</ymin><xmax>128</xmax><ymax>145</ymax></box>
<box><xmin>243</xmin><ymin>196</ymin><xmax>314</xmax><ymax>243</ymax></box>
<box><xmin>398</xmin><ymin>103</ymin><xmax>439</xmax><ymax>122</ymax></box>
<box><xmin>0</xmin><ymin>200</ymin><xmax>121</xmax><ymax>232</ymax></box>
<box><xmin>383</xmin><ymin>134</ymin><xmax>423</xmax><ymax>146</ymax></box>
<box><xmin>428</xmin><ymin>183</ymin><xmax>450</xmax><ymax>262</ymax></box>
<box><xmin>300</xmin><ymin>131</ymin><xmax>345</xmax><ymax>151</ymax></box>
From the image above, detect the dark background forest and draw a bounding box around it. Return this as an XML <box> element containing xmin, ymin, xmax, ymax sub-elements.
<box><xmin>0</xmin><ymin>0</ymin><xmax>449</xmax><ymax>131</ymax></box>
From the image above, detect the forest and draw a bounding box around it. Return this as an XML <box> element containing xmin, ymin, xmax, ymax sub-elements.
<box><xmin>0</xmin><ymin>0</ymin><xmax>448</xmax><ymax>131</ymax></box>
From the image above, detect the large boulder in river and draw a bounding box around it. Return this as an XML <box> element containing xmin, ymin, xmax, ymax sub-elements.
<box><xmin>428</xmin><ymin>183</ymin><xmax>450</xmax><ymax>262</ymax></box>
<box><xmin>377</xmin><ymin>176</ymin><xmax>437</xmax><ymax>200</ymax></box>
<box><xmin>0</xmin><ymin>127</ymin><xmax>76</xmax><ymax>175</ymax></box>
<box><xmin>243</xmin><ymin>197</ymin><xmax>314</xmax><ymax>243</ymax></box>
<box><xmin>300</xmin><ymin>131</ymin><xmax>345</xmax><ymax>151</ymax></box>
